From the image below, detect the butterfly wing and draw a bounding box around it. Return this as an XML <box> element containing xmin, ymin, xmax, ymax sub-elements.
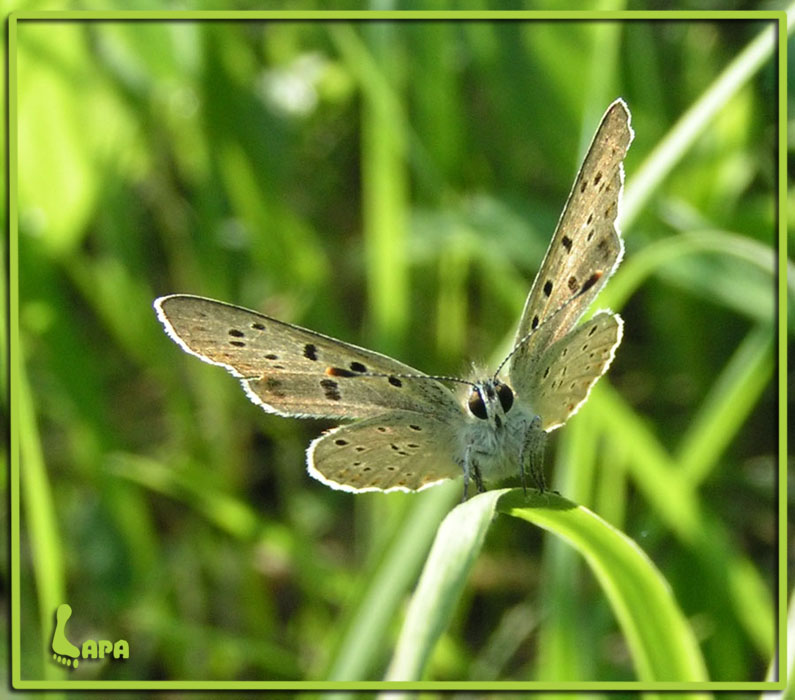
<box><xmin>308</xmin><ymin>410</ymin><xmax>463</xmax><ymax>492</ymax></box>
<box><xmin>155</xmin><ymin>295</ymin><xmax>460</xmax><ymax>420</ymax></box>
<box><xmin>526</xmin><ymin>311</ymin><xmax>623</xmax><ymax>431</ymax></box>
<box><xmin>509</xmin><ymin>99</ymin><xmax>632</xmax><ymax>396</ymax></box>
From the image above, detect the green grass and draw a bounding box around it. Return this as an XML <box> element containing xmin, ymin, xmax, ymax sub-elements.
<box><xmin>12</xmin><ymin>8</ymin><xmax>785</xmax><ymax>688</ymax></box>
<box><xmin>385</xmin><ymin>489</ymin><xmax>708</xmax><ymax>683</ymax></box>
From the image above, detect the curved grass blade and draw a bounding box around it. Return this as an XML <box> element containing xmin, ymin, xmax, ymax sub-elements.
<box><xmin>384</xmin><ymin>488</ymin><xmax>507</xmax><ymax>681</ymax></box>
<box><xmin>385</xmin><ymin>488</ymin><xmax>707</xmax><ymax>683</ymax></box>
<box><xmin>499</xmin><ymin>490</ymin><xmax>708</xmax><ymax>682</ymax></box>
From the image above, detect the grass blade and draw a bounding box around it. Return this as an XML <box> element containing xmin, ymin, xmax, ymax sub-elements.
<box><xmin>499</xmin><ymin>490</ymin><xmax>708</xmax><ymax>682</ymax></box>
<box><xmin>384</xmin><ymin>488</ymin><xmax>507</xmax><ymax>681</ymax></box>
<box><xmin>325</xmin><ymin>483</ymin><xmax>459</xmax><ymax>682</ymax></box>
<box><xmin>620</xmin><ymin>13</ymin><xmax>792</xmax><ymax>227</ymax></box>
<box><xmin>385</xmin><ymin>488</ymin><xmax>707</xmax><ymax>683</ymax></box>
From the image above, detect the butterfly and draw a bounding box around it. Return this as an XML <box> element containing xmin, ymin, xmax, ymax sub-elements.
<box><xmin>154</xmin><ymin>99</ymin><xmax>633</xmax><ymax>496</ymax></box>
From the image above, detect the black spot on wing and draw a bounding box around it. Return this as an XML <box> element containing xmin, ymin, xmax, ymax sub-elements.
<box><xmin>581</xmin><ymin>272</ymin><xmax>602</xmax><ymax>293</ymax></box>
<box><xmin>264</xmin><ymin>377</ymin><xmax>286</xmax><ymax>398</ymax></box>
<box><xmin>327</xmin><ymin>367</ymin><xmax>356</xmax><ymax>378</ymax></box>
<box><xmin>319</xmin><ymin>378</ymin><xmax>341</xmax><ymax>401</ymax></box>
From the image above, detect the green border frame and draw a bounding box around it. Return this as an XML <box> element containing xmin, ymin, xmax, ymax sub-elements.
<box><xmin>7</xmin><ymin>8</ymin><xmax>788</xmax><ymax>692</ymax></box>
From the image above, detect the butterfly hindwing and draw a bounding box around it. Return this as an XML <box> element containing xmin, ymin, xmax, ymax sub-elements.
<box><xmin>155</xmin><ymin>295</ymin><xmax>461</xmax><ymax>420</ymax></box>
<box><xmin>521</xmin><ymin>311</ymin><xmax>623</xmax><ymax>431</ymax></box>
<box><xmin>308</xmin><ymin>411</ymin><xmax>463</xmax><ymax>492</ymax></box>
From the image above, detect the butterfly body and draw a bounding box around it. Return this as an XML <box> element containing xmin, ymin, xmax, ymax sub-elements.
<box><xmin>457</xmin><ymin>377</ymin><xmax>542</xmax><ymax>490</ymax></box>
<box><xmin>155</xmin><ymin>99</ymin><xmax>633</xmax><ymax>496</ymax></box>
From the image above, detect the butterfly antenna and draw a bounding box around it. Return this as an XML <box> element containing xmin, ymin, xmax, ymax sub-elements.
<box><xmin>324</xmin><ymin>366</ymin><xmax>478</xmax><ymax>390</ymax></box>
<box><xmin>422</xmin><ymin>375</ymin><xmax>479</xmax><ymax>389</ymax></box>
<box><xmin>493</xmin><ymin>269</ymin><xmax>604</xmax><ymax>378</ymax></box>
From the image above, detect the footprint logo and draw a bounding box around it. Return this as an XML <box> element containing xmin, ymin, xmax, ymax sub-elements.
<box><xmin>49</xmin><ymin>603</ymin><xmax>130</xmax><ymax>668</ymax></box>
<box><xmin>51</xmin><ymin>603</ymin><xmax>80</xmax><ymax>668</ymax></box>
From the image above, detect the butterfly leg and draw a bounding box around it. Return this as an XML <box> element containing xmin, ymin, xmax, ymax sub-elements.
<box><xmin>520</xmin><ymin>416</ymin><xmax>546</xmax><ymax>493</ymax></box>
<box><xmin>529</xmin><ymin>430</ymin><xmax>547</xmax><ymax>493</ymax></box>
<box><xmin>459</xmin><ymin>444</ymin><xmax>485</xmax><ymax>501</ymax></box>
<box><xmin>473</xmin><ymin>463</ymin><xmax>485</xmax><ymax>494</ymax></box>
<box><xmin>459</xmin><ymin>447</ymin><xmax>471</xmax><ymax>501</ymax></box>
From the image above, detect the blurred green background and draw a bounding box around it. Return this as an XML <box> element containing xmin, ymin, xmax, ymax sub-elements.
<box><xmin>13</xmin><ymin>9</ymin><xmax>784</xmax><ymax>686</ymax></box>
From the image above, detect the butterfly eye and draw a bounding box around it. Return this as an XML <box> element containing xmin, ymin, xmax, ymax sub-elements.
<box><xmin>468</xmin><ymin>390</ymin><xmax>488</xmax><ymax>420</ymax></box>
<box><xmin>496</xmin><ymin>382</ymin><xmax>514</xmax><ymax>413</ymax></box>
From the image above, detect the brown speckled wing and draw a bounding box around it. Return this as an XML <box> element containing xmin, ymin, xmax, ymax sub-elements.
<box><xmin>509</xmin><ymin>99</ymin><xmax>632</xmax><ymax>402</ymax></box>
<box><xmin>155</xmin><ymin>295</ymin><xmax>461</xmax><ymax>421</ymax></box>
<box><xmin>308</xmin><ymin>411</ymin><xmax>462</xmax><ymax>493</ymax></box>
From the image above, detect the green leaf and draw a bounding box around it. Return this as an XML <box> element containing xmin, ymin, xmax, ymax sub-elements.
<box><xmin>386</xmin><ymin>488</ymin><xmax>708</xmax><ymax>683</ymax></box>
<box><xmin>384</xmin><ymin>488</ymin><xmax>506</xmax><ymax>681</ymax></box>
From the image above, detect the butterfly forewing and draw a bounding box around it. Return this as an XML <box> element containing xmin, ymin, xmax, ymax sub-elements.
<box><xmin>155</xmin><ymin>295</ymin><xmax>461</xmax><ymax>420</ymax></box>
<box><xmin>510</xmin><ymin>99</ymin><xmax>633</xmax><ymax>373</ymax></box>
<box><xmin>308</xmin><ymin>411</ymin><xmax>462</xmax><ymax>492</ymax></box>
<box><xmin>523</xmin><ymin>311</ymin><xmax>623</xmax><ymax>431</ymax></box>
